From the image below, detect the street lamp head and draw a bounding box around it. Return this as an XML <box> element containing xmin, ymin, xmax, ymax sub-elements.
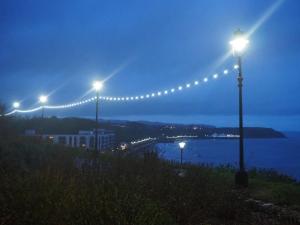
<box><xmin>13</xmin><ymin>101</ymin><xmax>20</xmax><ymax>109</ymax></box>
<box><xmin>93</xmin><ymin>81</ymin><xmax>103</xmax><ymax>92</ymax></box>
<box><xmin>230</xmin><ymin>29</ymin><xmax>249</xmax><ymax>56</ymax></box>
<box><xmin>178</xmin><ymin>141</ymin><xmax>186</xmax><ymax>149</ymax></box>
<box><xmin>39</xmin><ymin>95</ymin><xmax>48</xmax><ymax>104</ymax></box>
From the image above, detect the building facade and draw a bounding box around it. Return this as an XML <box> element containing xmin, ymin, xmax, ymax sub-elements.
<box><xmin>26</xmin><ymin>129</ymin><xmax>115</xmax><ymax>151</ymax></box>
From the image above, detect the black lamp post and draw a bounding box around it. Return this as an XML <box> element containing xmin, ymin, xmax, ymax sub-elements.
<box><xmin>93</xmin><ymin>81</ymin><xmax>103</xmax><ymax>151</ymax></box>
<box><xmin>178</xmin><ymin>141</ymin><xmax>186</xmax><ymax>168</ymax></box>
<box><xmin>38</xmin><ymin>95</ymin><xmax>48</xmax><ymax>137</ymax></box>
<box><xmin>230</xmin><ymin>29</ymin><xmax>249</xmax><ymax>187</ymax></box>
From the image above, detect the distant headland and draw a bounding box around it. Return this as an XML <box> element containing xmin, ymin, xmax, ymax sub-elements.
<box><xmin>6</xmin><ymin>117</ymin><xmax>285</xmax><ymax>142</ymax></box>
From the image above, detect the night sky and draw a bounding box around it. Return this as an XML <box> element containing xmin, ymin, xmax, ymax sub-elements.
<box><xmin>1</xmin><ymin>0</ymin><xmax>299</xmax><ymax>131</ymax></box>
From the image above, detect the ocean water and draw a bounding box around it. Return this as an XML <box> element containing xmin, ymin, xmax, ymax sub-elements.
<box><xmin>156</xmin><ymin>132</ymin><xmax>300</xmax><ymax>180</ymax></box>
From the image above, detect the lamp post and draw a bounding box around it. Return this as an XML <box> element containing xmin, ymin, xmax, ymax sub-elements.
<box><xmin>230</xmin><ymin>29</ymin><xmax>249</xmax><ymax>187</ymax></box>
<box><xmin>39</xmin><ymin>95</ymin><xmax>48</xmax><ymax>137</ymax></box>
<box><xmin>39</xmin><ymin>95</ymin><xmax>48</xmax><ymax>118</ymax></box>
<box><xmin>93</xmin><ymin>81</ymin><xmax>103</xmax><ymax>151</ymax></box>
<box><xmin>178</xmin><ymin>141</ymin><xmax>186</xmax><ymax>167</ymax></box>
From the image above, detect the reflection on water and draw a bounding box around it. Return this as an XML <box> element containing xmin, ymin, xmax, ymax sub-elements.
<box><xmin>156</xmin><ymin>132</ymin><xmax>300</xmax><ymax>180</ymax></box>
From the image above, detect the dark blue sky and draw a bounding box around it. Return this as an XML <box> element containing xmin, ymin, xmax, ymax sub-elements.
<box><xmin>1</xmin><ymin>0</ymin><xmax>300</xmax><ymax>130</ymax></box>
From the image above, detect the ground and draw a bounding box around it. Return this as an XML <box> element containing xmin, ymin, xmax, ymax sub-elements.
<box><xmin>0</xmin><ymin>136</ymin><xmax>300</xmax><ymax>225</ymax></box>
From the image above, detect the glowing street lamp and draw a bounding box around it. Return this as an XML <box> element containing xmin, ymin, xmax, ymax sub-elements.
<box><xmin>39</xmin><ymin>95</ymin><xmax>48</xmax><ymax>118</ymax></box>
<box><xmin>13</xmin><ymin>101</ymin><xmax>20</xmax><ymax>109</ymax></box>
<box><xmin>230</xmin><ymin>29</ymin><xmax>249</xmax><ymax>187</ymax></box>
<box><xmin>178</xmin><ymin>141</ymin><xmax>186</xmax><ymax>167</ymax></box>
<box><xmin>93</xmin><ymin>80</ymin><xmax>103</xmax><ymax>151</ymax></box>
<box><xmin>93</xmin><ymin>81</ymin><xmax>103</xmax><ymax>92</ymax></box>
<box><xmin>39</xmin><ymin>95</ymin><xmax>48</xmax><ymax>104</ymax></box>
<box><xmin>230</xmin><ymin>30</ymin><xmax>249</xmax><ymax>56</ymax></box>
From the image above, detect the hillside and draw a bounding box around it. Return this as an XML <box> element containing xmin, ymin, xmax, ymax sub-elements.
<box><xmin>5</xmin><ymin>117</ymin><xmax>285</xmax><ymax>143</ymax></box>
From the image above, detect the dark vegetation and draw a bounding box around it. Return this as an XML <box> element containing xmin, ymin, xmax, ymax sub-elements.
<box><xmin>1</xmin><ymin>135</ymin><xmax>300</xmax><ymax>225</ymax></box>
<box><xmin>8</xmin><ymin>116</ymin><xmax>284</xmax><ymax>143</ymax></box>
<box><xmin>0</xmin><ymin>137</ymin><xmax>243</xmax><ymax>225</ymax></box>
<box><xmin>0</xmin><ymin>116</ymin><xmax>297</xmax><ymax>225</ymax></box>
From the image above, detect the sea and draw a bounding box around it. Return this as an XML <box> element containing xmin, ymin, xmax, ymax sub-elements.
<box><xmin>156</xmin><ymin>132</ymin><xmax>300</xmax><ymax>180</ymax></box>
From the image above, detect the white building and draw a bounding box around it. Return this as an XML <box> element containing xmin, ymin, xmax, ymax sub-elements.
<box><xmin>26</xmin><ymin>129</ymin><xmax>115</xmax><ymax>151</ymax></box>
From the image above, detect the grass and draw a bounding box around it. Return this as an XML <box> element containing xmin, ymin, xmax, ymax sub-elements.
<box><xmin>248</xmin><ymin>170</ymin><xmax>300</xmax><ymax>208</ymax></box>
<box><xmin>0</xmin><ymin>136</ymin><xmax>299</xmax><ymax>225</ymax></box>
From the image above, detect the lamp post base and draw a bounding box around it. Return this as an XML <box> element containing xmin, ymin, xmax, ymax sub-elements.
<box><xmin>235</xmin><ymin>170</ymin><xmax>248</xmax><ymax>187</ymax></box>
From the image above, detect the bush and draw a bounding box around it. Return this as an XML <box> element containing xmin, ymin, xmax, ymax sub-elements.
<box><xmin>1</xmin><ymin>137</ymin><xmax>298</xmax><ymax>225</ymax></box>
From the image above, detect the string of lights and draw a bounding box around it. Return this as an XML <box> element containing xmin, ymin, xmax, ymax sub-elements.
<box><xmin>3</xmin><ymin>65</ymin><xmax>238</xmax><ymax>116</ymax></box>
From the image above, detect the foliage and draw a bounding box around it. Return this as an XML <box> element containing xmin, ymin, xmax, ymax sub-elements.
<box><xmin>248</xmin><ymin>169</ymin><xmax>300</xmax><ymax>207</ymax></box>
<box><xmin>0</xmin><ymin>137</ymin><xmax>253</xmax><ymax>225</ymax></box>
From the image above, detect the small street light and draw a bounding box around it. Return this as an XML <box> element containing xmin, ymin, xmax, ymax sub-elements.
<box><xmin>93</xmin><ymin>81</ymin><xmax>103</xmax><ymax>151</ymax></box>
<box><xmin>230</xmin><ymin>29</ymin><xmax>249</xmax><ymax>187</ymax></box>
<box><xmin>178</xmin><ymin>141</ymin><xmax>186</xmax><ymax>167</ymax></box>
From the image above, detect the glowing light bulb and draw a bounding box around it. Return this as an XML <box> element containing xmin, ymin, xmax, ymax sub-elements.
<box><xmin>230</xmin><ymin>36</ymin><xmax>249</xmax><ymax>55</ymax></box>
<box><xmin>93</xmin><ymin>81</ymin><xmax>103</xmax><ymax>91</ymax></box>
<box><xmin>39</xmin><ymin>95</ymin><xmax>48</xmax><ymax>104</ymax></box>
<box><xmin>194</xmin><ymin>81</ymin><xmax>199</xmax><ymax>85</ymax></box>
<box><xmin>224</xmin><ymin>69</ymin><xmax>228</xmax><ymax>74</ymax></box>
<box><xmin>213</xmin><ymin>74</ymin><xmax>218</xmax><ymax>79</ymax></box>
<box><xmin>178</xmin><ymin>141</ymin><xmax>186</xmax><ymax>149</ymax></box>
<box><xmin>13</xmin><ymin>102</ymin><xmax>20</xmax><ymax>109</ymax></box>
<box><xmin>203</xmin><ymin>77</ymin><xmax>208</xmax><ymax>82</ymax></box>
